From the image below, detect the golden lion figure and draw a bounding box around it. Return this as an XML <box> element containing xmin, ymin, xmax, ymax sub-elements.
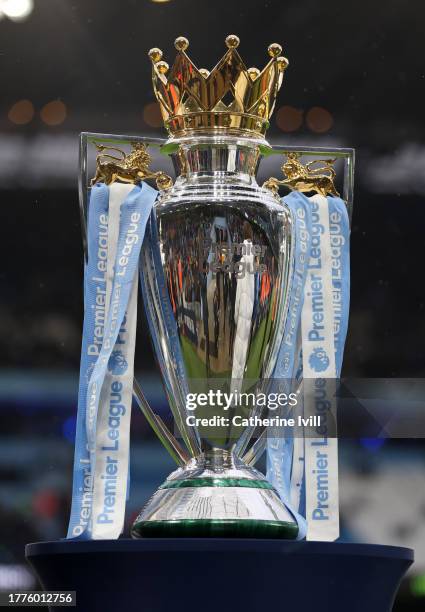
<box><xmin>264</xmin><ymin>152</ymin><xmax>339</xmax><ymax>197</ymax></box>
<box><xmin>91</xmin><ymin>142</ymin><xmax>172</xmax><ymax>190</ymax></box>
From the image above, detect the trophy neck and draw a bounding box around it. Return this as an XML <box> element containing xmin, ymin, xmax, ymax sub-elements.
<box><xmin>169</xmin><ymin>135</ymin><xmax>268</xmax><ymax>183</ymax></box>
<box><xmin>201</xmin><ymin>449</ymin><xmax>237</xmax><ymax>470</ymax></box>
<box><xmin>181</xmin><ymin>449</ymin><xmax>254</xmax><ymax>474</ymax></box>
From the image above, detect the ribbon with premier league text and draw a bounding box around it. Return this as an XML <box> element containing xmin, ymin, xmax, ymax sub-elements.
<box><xmin>67</xmin><ymin>181</ymin><xmax>158</xmax><ymax>539</ymax></box>
<box><xmin>267</xmin><ymin>191</ymin><xmax>350</xmax><ymax>541</ymax></box>
<box><xmin>302</xmin><ymin>193</ymin><xmax>350</xmax><ymax>541</ymax></box>
<box><xmin>267</xmin><ymin>191</ymin><xmax>312</xmax><ymax>540</ymax></box>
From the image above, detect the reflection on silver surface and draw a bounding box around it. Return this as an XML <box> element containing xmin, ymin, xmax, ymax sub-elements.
<box><xmin>138</xmin><ymin>483</ymin><xmax>294</xmax><ymax>523</ymax></box>
<box><xmin>136</xmin><ymin>135</ymin><xmax>297</xmax><ymax>534</ymax></box>
<box><xmin>140</xmin><ymin>136</ymin><xmax>293</xmax><ymax>454</ymax></box>
<box><xmin>134</xmin><ymin>453</ymin><xmax>295</xmax><ymax>525</ymax></box>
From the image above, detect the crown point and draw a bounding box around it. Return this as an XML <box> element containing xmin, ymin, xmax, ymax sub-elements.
<box><xmin>174</xmin><ymin>36</ymin><xmax>189</xmax><ymax>51</ymax></box>
<box><xmin>148</xmin><ymin>47</ymin><xmax>163</xmax><ymax>63</ymax></box>
<box><xmin>268</xmin><ymin>43</ymin><xmax>283</xmax><ymax>58</ymax></box>
<box><xmin>277</xmin><ymin>56</ymin><xmax>289</xmax><ymax>70</ymax></box>
<box><xmin>248</xmin><ymin>67</ymin><xmax>261</xmax><ymax>80</ymax></box>
<box><xmin>225</xmin><ymin>34</ymin><xmax>240</xmax><ymax>49</ymax></box>
<box><xmin>156</xmin><ymin>61</ymin><xmax>169</xmax><ymax>75</ymax></box>
<box><xmin>199</xmin><ymin>68</ymin><xmax>210</xmax><ymax>78</ymax></box>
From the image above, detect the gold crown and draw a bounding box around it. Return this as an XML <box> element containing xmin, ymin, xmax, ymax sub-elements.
<box><xmin>148</xmin><ymin>34</ymin><xmax>288</xmax><ymax>139</ymax></box>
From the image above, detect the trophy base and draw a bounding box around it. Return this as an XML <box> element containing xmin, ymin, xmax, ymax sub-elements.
<box><xmin>131</xmin><ymin>453</ymin><xmax>298</xmax><ymax>539</ymax></box>
<box><xmin>132</xmin><ymin>518</ymin><xmax>297</xmax><ymax>539</ymax></box>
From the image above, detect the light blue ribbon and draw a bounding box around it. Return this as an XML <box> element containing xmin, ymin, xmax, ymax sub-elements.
<box><xmin>67</xmin><ymin>184</ymin><xmax>109</xmax><ymax>538</ymax></box>
<box><xmin>267</xmin><ymin>193</ymin><xmax>350</xmax><ymax>540</ymax></box>
<box><xmin>67</xmin><ymin>182</ymin><xmax>157</xmax><ymax>539</ymax></box>
<box><xmin>328</xmin><ymin>197</ymin><xmax>350</xmax><ymax>376</ymax></box>
<box><xmin>267</xmin><ymin>191</ymin><xmax>313</xmax><ymax>539</ymax></box>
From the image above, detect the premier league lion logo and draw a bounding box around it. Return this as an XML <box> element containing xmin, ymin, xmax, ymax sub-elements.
<box><xmin>108</xmin><ymin>350</ymin><xmax>128</xmax><ymax>375</ymax></box>
<box><xmin>308</xmin><ymin>347</ymin><xmax>330</xmax><ymax>373</ymax></box>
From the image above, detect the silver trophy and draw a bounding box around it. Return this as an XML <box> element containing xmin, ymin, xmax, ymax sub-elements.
<box><xmin>79</xmin><ymin>35</ymin><xmax>354</xmax><ymax>538</ymax></box>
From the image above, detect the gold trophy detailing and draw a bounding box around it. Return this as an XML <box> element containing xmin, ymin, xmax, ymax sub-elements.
<box><xmin>148</xmin><ymin>35</ymin><xmax>289</xmax><ymax>139</ymax></box>
<box><xmin>263</xmin><ymin>152</ymin><xmax>340</xmax><ymax>197</ymax></box>
<box><xmin>91</xmin><ymin>142</ymin><xmax>173</xmax><ymax>190</ymax></box>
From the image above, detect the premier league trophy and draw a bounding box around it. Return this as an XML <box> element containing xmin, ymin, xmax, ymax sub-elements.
<box><xmin>74</xmin><ymin>34</ymin><xmax>355</xmax><ymax>541</ymax></box>
<box><xmin>132</xmin><ymin>34</ymin><xmax>297</xmax><ymax>538</ymax></box>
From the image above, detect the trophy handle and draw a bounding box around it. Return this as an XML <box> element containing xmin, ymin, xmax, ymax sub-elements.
<box><xmin>90</xmin><ymin>141</ymin><xmax>173</xmax><ymax>190</ymax></box>
<box><xmin>263</xmin><ymin>152</ymin><xmax>340</xmax><ymax>198</ymax></box>
<box><xmin>78</xmin><ymin>133</ymin><xmax>188</xmax><ymax>467</ymax></box>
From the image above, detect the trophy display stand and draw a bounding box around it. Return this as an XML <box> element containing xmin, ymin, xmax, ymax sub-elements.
<box><xmin>26</xmin><ymin>539</ymin><xmax>413</xmax><ymax>612</ymax></box>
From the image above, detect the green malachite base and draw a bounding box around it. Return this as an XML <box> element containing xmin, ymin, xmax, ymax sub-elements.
<box><xmin>159</xmin><ymin>477</ymin><xmax>274</xmax><ymax>490</ymax></box>
<box><xmin>132</xmin><ymin>518</ymin><xmax>298</xmax><ymax>539</ymax></box>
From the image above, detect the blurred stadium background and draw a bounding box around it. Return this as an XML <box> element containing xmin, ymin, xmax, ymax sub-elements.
<box><xmin>1</xmin><ymin>0</ymin><xmax>425</xmax><ymax>609</ymax></box>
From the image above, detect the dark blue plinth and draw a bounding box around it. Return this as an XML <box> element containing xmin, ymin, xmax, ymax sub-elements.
<box><xmin>26</xmin><ymin>539</ymin><xmax>413</xmax><ymax>612</ymax></box>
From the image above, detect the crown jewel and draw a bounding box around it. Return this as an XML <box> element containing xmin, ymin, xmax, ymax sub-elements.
<box><xmin>148</xmin><ymin>35</ymin><xmax>288</xmax><ymax>139</ymax></box>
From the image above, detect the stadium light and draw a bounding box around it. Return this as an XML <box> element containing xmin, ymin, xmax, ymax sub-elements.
<box><xmin>0</xmin><ymin>0</ymin><xmax>34</xmax><ymax>22</ymax></box>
